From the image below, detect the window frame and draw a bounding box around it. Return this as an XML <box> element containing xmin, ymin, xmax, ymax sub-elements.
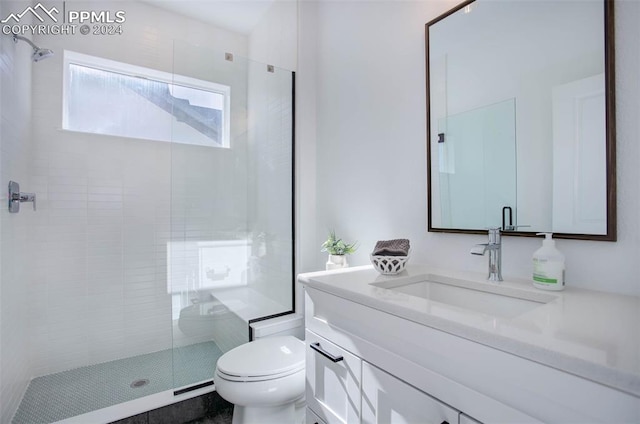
<box><xmin>62</xmin><ymin>50</ymin><xmax>231</xmax><ymax>148</ymax></box>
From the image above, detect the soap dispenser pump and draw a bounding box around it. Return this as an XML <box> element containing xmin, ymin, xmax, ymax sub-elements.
<box><xmin>532</xmin><ymin>232</ymin><xmax>565</xmax><ymax>291</ymax></box>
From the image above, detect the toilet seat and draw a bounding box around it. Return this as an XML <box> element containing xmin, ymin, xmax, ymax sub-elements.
<box><xmin>216</xmin><ymin>336</ymin><xmax>305</xmax><ymax>383</ymax></box>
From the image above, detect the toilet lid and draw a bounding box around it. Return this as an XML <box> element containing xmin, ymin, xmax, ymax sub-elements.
<box><xmin>216</xmin><ymin>336</ymin><xmax>305</xmax><ymax>381</ymax></box>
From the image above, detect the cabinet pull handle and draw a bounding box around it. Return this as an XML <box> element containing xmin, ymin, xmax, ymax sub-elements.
<box><xmin>310</xmin><ymin>342</ymin><xmax>344</xmax><ymax>363</ymax></box>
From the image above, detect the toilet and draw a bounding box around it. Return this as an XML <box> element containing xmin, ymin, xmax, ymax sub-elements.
<box><xmin>214</xmin><ymin>336</ymin><xmax>306</xmax><ymax>424</ymax></box>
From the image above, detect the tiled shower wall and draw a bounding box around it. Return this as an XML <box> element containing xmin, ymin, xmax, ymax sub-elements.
<box><xmin>27</xmin><ymin>1</ymin><xmax>250</xmax><ymax>377</ymax></box>
<box><xmin>0</xmin><ymin>8</ymin><xmax>35</xmax><ymax>422</ymax></box>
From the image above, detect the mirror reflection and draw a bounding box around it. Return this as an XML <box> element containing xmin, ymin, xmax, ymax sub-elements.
<box><xmin>427</xmin><ymin>0</ymin><xmax>615</xmax><ymax>240</ymax></box>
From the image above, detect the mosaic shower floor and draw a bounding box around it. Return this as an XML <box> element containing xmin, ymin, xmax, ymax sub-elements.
<box><xmin>12</xmin><ymin>341</ymin><xmax>223</xmax><ymax>424</ymax></box>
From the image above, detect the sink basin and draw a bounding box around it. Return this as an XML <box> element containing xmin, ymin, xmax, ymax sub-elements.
<box><xmin>372</xmin><ymin>275</ymin><xmax>555</xmax><ymax>319</ymax></box>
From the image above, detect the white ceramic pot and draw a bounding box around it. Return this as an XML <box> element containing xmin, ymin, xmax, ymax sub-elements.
<box><xmin>326</xmin><ymin>254</ymin><xmax>348</xmax><ymax>270</ymax></box>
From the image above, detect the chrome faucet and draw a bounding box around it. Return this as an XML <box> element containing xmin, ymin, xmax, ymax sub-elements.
<box><xmin>470</xmin><ymin>227</ymin><xmax>502</xmax><ymax>282</ymax></box>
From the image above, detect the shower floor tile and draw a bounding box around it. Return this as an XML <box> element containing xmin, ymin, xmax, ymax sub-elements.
<box><xmin>12</xmin><ymin>341</ymin><xmax>223</xmax><ymax>424</ymax></box>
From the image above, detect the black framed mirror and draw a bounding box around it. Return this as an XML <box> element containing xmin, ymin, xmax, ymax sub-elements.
<box><xmin>426</xmin><ymin>0</ymin><xmax>616</xmax><ymax>241</ymax></box>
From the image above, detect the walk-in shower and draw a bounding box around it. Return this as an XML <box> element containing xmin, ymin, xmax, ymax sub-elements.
<box><xmin>1</xmin><ymin>32</ymin><xmax>294</xmax><ymax>423</ymax></box>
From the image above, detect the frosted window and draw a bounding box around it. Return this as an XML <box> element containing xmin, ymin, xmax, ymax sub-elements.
<box><xmin>63</xmin><ymin>52</ymin><xmax>230</xmax><ymax>147</ymax></box>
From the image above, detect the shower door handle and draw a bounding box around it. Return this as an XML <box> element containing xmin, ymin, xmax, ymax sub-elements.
<box><xmin>8</xmin><ymin>181</ymin><xmax>36</xmax><ymax>213</ymax></box>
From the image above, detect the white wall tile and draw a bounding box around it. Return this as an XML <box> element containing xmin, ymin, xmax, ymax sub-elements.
<box><xmin>0</xmin><ymin>5</ymin><xmax>34</xmax><ymax>419</ymax></box>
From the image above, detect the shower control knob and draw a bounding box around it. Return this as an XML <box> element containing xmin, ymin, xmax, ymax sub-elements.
<box><xmin>8</xmin><ymin>181</ymin><xmax>36</xmax><ymax>213</ymax></box>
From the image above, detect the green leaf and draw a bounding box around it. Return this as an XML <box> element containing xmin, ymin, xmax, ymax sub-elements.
<box><xmin>321</xmin><ymin>230</ymin><xmax>357</xmax><ymax>255</ymax></box>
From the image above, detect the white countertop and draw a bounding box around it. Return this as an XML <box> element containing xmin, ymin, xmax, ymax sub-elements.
<box><xmin>298</xmin><ymin>265</ymin><xmax>640</xmax><ymax>397</ymax></box>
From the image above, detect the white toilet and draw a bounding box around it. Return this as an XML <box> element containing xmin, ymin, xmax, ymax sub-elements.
<box><xmin>214</xmin><ymin>335</ymin><xmax>306</xmax><ymax>424</ymax></box>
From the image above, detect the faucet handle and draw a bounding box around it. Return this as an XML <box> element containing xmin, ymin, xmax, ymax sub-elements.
<box><xmin>486</xmin><ymin>227</ymin><xmax>501</xmax><ymax>243</ymax></box>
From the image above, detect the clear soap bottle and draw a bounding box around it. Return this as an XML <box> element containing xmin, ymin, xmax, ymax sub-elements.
<box><xmin>532</xmin><ymin>233</ymin><xmax>565</xmax><ymax>291</ymax></box>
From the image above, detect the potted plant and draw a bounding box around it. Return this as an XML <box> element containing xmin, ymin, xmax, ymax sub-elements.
<box><xmin>321</xmin><ymin>230</ymin><xmax>358</xmax><ymax>270</ymax></box>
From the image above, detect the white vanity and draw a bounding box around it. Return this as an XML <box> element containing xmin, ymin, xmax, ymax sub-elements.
<box><xmin>298</xmin><ymin>266</ymin><xmax>640</xmax><ymax>424</ymax></box>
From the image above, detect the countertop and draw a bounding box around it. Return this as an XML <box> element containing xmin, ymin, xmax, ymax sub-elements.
<box><xmin>298</xmin><ymin>265</ymin><xmax>640</xmax><ymax>397</ymax></box>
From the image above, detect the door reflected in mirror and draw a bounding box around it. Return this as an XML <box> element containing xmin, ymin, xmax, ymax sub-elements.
<box><xmin>426</xmin><ymin>0</ymin><xmax>615</xmax><ymax>241</ymax></box>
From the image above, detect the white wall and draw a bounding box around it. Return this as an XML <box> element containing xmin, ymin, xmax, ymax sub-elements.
<box><xmin>0</xmin><ymin>4</ymin><xmax>35</xmax><ymax>421</ymax></box>
<box><xmin>249</xmin><ymin>0</ymin><xmax>298</xmax><ymax>72</ymax></box>
<box><xmin>299</xmin><ymin>0</ymin><xmax>640</xmax><ymax>296</ymax></box>
<box><xmin>295</xmin><ymin>0</ymin><xmax>319</xmax><ymax>311</ymax></box>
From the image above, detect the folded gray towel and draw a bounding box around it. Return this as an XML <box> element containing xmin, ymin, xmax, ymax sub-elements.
<box><xmin>372</xmin><ymin>239</ymin><xmax>410</xmax><ymax>256</ymax></box>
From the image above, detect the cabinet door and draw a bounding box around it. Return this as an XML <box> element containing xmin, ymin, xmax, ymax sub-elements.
<box><xmin>362</xmin><ymin>362</ymin><xmax>459</xmax><ymax>424</ymax></box>
<box><xmin>306</xmin><ymin>329</ymin><xmax>361</xmax><ymax>424</ymax></box>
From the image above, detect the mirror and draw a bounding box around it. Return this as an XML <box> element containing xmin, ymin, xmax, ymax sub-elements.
<box><xmin>426</xmin><ymin>0</ymin><xmax>615</xmax><ymax>241</ymax></box>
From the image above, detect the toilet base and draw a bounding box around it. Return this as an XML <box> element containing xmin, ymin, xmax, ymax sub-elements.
<box><xmin>231</xmin><ymin>396</ymin><xmax>305</xmax><ymax>424</ymax></box>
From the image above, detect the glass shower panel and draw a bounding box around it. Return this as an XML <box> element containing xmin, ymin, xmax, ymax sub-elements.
<box><xmin>168</xmin><ymin>41</ymin><xmax>294</xmax><ymax>391</ymax></box>
<box><xmin>437</xmin><ymin>99</ymin><xmax>517</xmax><ymax>229</ymax></box>
<box><xmin>245</xmin><ymin>58</ymin><xmax>294</xmax><ymax>317</ymax></box>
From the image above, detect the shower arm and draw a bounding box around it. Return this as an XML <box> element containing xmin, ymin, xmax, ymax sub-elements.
<box><xmin>13</xmin><ymin>34</ymin><xmax>39</xmax><ymax>50</ymax></box>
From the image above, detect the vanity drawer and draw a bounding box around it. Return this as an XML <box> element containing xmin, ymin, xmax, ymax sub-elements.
<box><xmin>362</xmin><ymin>362</ymin><xmax>460</xmax><ymax>424</ymax></box>
<box><xmin>305</xmin><ymin>288</ymin><xmax>364</xmax><ymax>354</ymax></box>
<box><xmin>305</xmin><ymin>329</ymin><xmax>361</xmax><ymax>424</ymax></box>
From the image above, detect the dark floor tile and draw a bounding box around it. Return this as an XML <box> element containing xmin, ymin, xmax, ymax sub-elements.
<box><xmin>148</xmin><ymin>392</ymin><xmax>232</xmax><ymax>424</ymax></box>
<box><xmin>186</xmin><ymin>409</ymin><xmax>233</xmax><ymax>424</ymax></box>
<box><xmin>109</xmin><ymin>411</ymin><xmax>148</xmax><ymax>424</ymax></box>
<box><xmin>112</xmin><ymin>391</ymin><xmax>233</xmax><ymax>424</ymax></box>
<box><xmin>148</xmin><ymin>396</ymin><xmax>204</xmax><ymax>424</ymax></box>
<box><xmin>199</xmin><ymin>391</ymin><xmax>233</xmax><ymax>417</ymax></box>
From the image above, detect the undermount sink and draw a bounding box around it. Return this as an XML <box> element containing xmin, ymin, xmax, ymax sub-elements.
<box><xmin>372</xmin><ymin>274</ymin><xmax>556</xmax><ymax>319</ymax></box>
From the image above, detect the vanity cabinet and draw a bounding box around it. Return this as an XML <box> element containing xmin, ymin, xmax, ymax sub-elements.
<box><xmin>306</xmin><ymin>327</ymin><xmax>461</xmax><ymax>424</ymax></box>
<box><xmin>303</xmin><ymin>285</ymin><xmax>639</xmax><ymax>423</ymax></box>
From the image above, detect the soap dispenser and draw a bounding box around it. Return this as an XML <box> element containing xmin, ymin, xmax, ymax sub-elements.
<box><xmin>532</xmin><ymin>232</ymin><xmax>565</xmax><ymax>291</ymax></box>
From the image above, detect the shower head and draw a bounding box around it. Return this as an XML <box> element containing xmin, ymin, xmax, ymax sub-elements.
<box><xmin>12</xmin><ymin>34</ymin><xmax>54</xmax><ymax>62</ymax></box>
<box><xmin>32</xmin><ymin>47</ymin><xmax>54</xmax><ymax>62</ymax></box>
